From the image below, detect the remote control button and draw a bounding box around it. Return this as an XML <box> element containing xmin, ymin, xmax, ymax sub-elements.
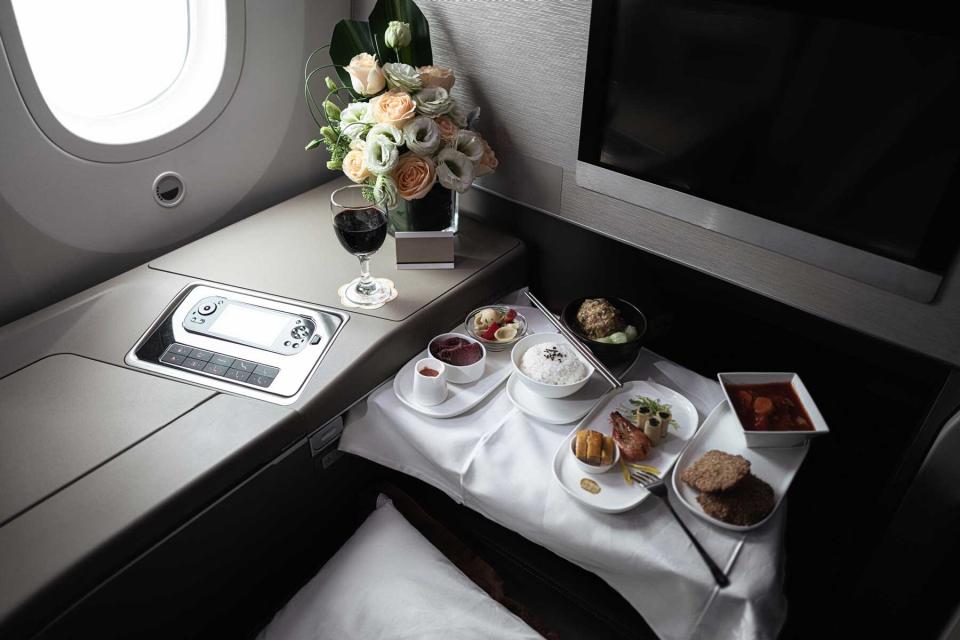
<box><xmin>198</xmin><ymin>302</ymin><xmax>217</xmax><ymax>316</ymax></box>
<box><xmin>182</xmin><ymin>357</ymin><xmax>207</xmax><ymax>371</ymax></box>
<box><xmin>310</xmin><ymin>334</ymin><xmax>322</xmax><ymax>345</ymax></box>
<box><xmin>211</xmin><ymin>354</ymin><xmax>234</xmax><ymax>367</ymax></box>
<box><xmin>233</xmin><ymin>359</ymin><xmax>257</xmax><ymax>373</ymax></box>
<box><xmin>189</xmin><ymin>348</ymin><xmax>214</xmax><ymax>362</ymax></box>
<box><xmin>247</xmin><ymin>373</ymin><xmax>273</xmax><ymax>388</ymax></box>
<box><xmin>253</xmin><ymin>364</ymin><xmax>280</xmax><ymax>379</ymax></box>
<box><xmin>160</xmin><ymin>352</ymin><xmax>186</xmax><ymax>366</ymax></box>
<box><xmin>203</xmin><ymin>362</ymin><xmax>229</xmax><ymax>376</ymax></box>
<box><xmin>168</xmin><ymin>344</ymin><xmax>193</xmax><ymax>356</ymax></box>
<box><xmin>224</xmin><ymin>368</ymin><xmax>251</xmax><ymax>382</ymax></box>
<box><xmin>291</xmin><ymin>325</ymin><xmax>310</xmax><ymax>341</ymax></box>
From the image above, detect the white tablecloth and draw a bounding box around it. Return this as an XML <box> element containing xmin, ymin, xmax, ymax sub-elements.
<box><xmin>340</xmin><ymin>307</ymin><xmax>787</xmax><ymax>640</ymax></box>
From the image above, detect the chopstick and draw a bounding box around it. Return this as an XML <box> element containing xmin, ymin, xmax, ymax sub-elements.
<box><xmin>524</xmin><ymin>290</ymin><xmax>623</xmax><ymax>390</ymax></box>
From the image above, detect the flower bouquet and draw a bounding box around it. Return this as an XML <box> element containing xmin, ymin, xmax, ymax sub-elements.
<box><xmin>304</xmin><ymin>0</ymin><xmax>498</xmax><ymax>233</ymax></box>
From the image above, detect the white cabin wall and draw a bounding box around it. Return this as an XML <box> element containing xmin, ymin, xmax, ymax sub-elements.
<box><xmin>0</xmin><ymin>0</ymin><xmax>349</xmax><ymax>325</ymax></box>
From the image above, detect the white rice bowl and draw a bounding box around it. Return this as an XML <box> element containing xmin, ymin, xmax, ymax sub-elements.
<box><xmin>519</xmin><ymin>341</ymin><xmax>588</xmax><ymax>385</ymax></box>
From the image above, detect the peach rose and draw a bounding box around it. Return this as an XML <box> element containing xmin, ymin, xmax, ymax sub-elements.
<box><xmin>344</xmin><ymin>53</ymin><xmax>385</xmax><ymax>96</ymax></box>
<box><xmin>369</xmin><ymin>89</ymin><xmax>417</xmax><ymax>128</ymax></box>
<box><xmin>392</xmin><ymin>153</ymin><xmax>436</xmax><ymax>200</ymax></box>
<box><xmin>418</xmin><ymin>65</ymin><xmax>455</xmax><ymax>91</ymax></box>
<box><xmin>435</xmin><ymin>115</ymin><xmax>459</xmax><ymax>145</ymax></box>
<box><xmin>475</xmin><ymin>138</ymin><xmax>498</xmax><ymax>177</ymax></box>
<box><xmin>342</xmin><ymin>149</ymin><xmax>370</xmax><ymax>183</ymax></box>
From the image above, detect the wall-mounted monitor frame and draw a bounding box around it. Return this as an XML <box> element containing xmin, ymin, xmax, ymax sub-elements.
<box><xmin>576</xmin><ymin>0</ymin><xmax>956</xmax><ymax>303</ymax></box>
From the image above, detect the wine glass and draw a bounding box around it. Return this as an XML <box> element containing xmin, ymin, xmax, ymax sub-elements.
<box><xmin>330</xmin><ymin>184</ymin><xmax>393</xmax><ymax>307</ymax></box>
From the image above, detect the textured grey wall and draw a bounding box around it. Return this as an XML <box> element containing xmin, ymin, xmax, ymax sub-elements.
<box><xmin>351</xmin><ymin>0</ymin><xmax>960</xmax><ymax>365</ymax></box>
<box><xmin>0</xmin><ymin>1</ymin><xmax>348</xmax><ymax>325</ymax></box>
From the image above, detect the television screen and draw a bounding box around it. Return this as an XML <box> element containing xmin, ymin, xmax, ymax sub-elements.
<box><xmin>579</xmin><ymin>0</ymin><xmax>960</xmax><ymax>274</ymax></box>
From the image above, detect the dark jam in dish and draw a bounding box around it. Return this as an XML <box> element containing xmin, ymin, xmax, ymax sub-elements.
<box><xmin>333</xmin><ymin>208</ymin><xmax>388</xmax><ymax>255</ymax></box>
<box><xmin>727</xmin><ymin>382</ymin><xmax>814</xmax><ymax>432</ymax></box>
<box><xmin>429</xmin><ymin>336</ymin><xmax>482</xmax><ymax>366</ymax></box>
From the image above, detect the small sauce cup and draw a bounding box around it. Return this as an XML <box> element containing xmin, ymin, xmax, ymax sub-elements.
<box><xmin>413</xmin><ymin>357</ymin><xmax>448</xmax><ymax>406</ymax></box>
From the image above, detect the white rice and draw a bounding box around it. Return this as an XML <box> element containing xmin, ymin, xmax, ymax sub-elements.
<box><xmin>520</xmin><ymin>341</ymin><xmax>588</xmax><ymax>385</ymax></box>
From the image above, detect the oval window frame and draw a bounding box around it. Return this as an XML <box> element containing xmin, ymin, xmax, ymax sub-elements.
<box><xmin>0</xmin><ymin>0</ymin><xmax>245</xmax><ymax>163</ymax></box>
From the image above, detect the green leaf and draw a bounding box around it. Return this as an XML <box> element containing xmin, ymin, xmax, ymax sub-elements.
<box><xmin>368</xmin><ymin>0</ymin><xmax>432</xmax><ymax>68</ymax></box>
<box><xmin>329</xmin><ymin>19</ymin><xmax>377</xmax><ymax>90</ymax></box>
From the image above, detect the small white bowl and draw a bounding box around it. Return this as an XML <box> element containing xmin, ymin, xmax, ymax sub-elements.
<box><xmin>511</xmin><ymin>334</ymin><xmax>594</xmax><ymax>399</ymax></box>
<box><xmin>570</xmin><ymin>432</ymin><xmax>620</xmax><ymax>474</ymax></box>
<box><xmin>718</xmin><ymin>372</ymin><xmax>830</xmax><ymax>448</ymax></box>
<box><xmin>428</xmin><ymin>333</ymin><xmax>486</xmax><ymax>384</ymax></box>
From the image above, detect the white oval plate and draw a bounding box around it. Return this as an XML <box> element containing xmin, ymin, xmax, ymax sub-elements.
<box><xmin>671</xmin><ymin>401</ymin><xmax>809</xmax><ymax>531</ymax></box>
<box><xmin>552</xmin><ymin>381</ymin><xmax>699</xmax><ymax>513</ymax></box>
<box><xmin>393</xmin><ymin>342</ymin><xmax>513</xmax><ymax>419</ymax></box>
<box><xmin>505</xmin><ymin>371</ymin><xmax>608</xmax><ymax>424</ymax></box>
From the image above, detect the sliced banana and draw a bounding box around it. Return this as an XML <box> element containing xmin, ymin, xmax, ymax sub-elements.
<box><xmin>494</xmin><ymin>324</ymin><xmax>518</xmax><ymax>341</ymax></box>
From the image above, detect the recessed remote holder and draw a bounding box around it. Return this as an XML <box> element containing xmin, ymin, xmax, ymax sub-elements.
<box><xmin>183</xmin><ymin>296</ymin><xmax>317</xmax><ymax>356</ymax></box>
<box><xmin>126</xmin><ymin>284</ymin><xmax>347</xmax><ymax>405</ymax></box>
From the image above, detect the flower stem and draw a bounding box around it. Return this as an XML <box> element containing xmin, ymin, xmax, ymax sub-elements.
<box><xmin>304</xmin><ymin>44</ymin><xmax>330</xmax><ymax>82</ymax></box>
<box><xmin>304</xmin><ymin>64</ymin><xmax>338</xmax><ymax>128</ymax></box>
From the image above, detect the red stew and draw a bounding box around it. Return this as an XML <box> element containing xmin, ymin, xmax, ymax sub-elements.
<box><xmin>726</xmin><ymin>382</ymin><xmax>814</xmax><ymax>432</ymax></box>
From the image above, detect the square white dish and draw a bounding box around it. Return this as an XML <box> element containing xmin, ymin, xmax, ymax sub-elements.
<box><xmin>717</xmin><ymin>372</ymin><xmax>829</xmax><ymax>448</ymax></box>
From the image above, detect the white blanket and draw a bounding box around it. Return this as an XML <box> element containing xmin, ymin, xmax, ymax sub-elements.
<box><xmin>258</xmin><ymin>496</ymin><xmax>541</xmax><ymax>640</ymax></box>
<box><xmin>340</xmin><ymin>308</ymin><xmax>788</xmax><ymax>640</ymax></box>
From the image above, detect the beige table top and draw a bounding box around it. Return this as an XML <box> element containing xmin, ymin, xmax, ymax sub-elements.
<box><xmin>151</xmin><ymin>178</ymin><xmax>521</xmax><ymax>322</ymax></box>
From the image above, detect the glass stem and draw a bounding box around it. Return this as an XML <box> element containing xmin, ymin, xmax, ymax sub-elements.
<box><xmin>357</xmin><ymin>255</ymin><xmax>375</xmax><ymax>294</ymax></box>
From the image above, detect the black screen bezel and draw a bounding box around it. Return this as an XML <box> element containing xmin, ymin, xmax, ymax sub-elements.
<box><xmin>576</xmin><ymin>0</ymin><xmax>960</xmax><ymax>275</ymax></box>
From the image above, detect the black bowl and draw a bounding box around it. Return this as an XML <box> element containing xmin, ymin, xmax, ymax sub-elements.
<box><xmin>560</xmin><ymin>297</ymin><xmax>647</xmax><ymax>364</ymax></box>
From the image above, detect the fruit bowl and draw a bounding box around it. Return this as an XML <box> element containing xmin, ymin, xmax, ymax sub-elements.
<box><xmin>464</xmin><ymin>305</ymin><xmax>528</xmax><ymax>352</ymax></box>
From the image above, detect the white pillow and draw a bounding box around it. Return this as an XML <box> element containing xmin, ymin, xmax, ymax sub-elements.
<box><xmin>257</xmin><ymin>496</ymin><xmax>541</xmax><ymax>640</ymax></box>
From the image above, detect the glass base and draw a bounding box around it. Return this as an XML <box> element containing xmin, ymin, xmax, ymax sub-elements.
<box><xmin>343</xmin><ymin>277</ymin><xmax>393</xmax><ymax>307</ymax></box>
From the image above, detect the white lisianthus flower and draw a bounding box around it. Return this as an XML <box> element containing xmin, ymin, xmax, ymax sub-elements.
<box><xmin>363</xmin><ymin>133</ymin><xmax>399</xmax><ymax>175</ymax></box>
<box><xmin>384</xmin><ymin>21</ymin><xmax>412</xmax><ymax>49</ymax></box>
<box><xmin>436</xmin><ymin>148</ymin><xmax>475</xmax><ymax>193</ymax></box>
<box><xmin>366</xmin><ymin>123</ymin><xmax>404</xmax><ymax>147</ymax></box>
<box><xmin>403</xmin><ymin>116</ymin><xmax>441</xmax><ymax>156</ymax></box>
<box><xmin>455</xmin><ymin>130</ymin><xmax>484</xmax><ymax>162</ymax></box>
<box><xmin>344</xmin><ymin>53</ymin><xmax>385</xmax><ymax>96</ymax></box>
<box><xmin>382</xmin><ymin>62</ymin><xmax>422</xmax><ymax>93</ymax></box>
<box><xmin>414</xmin><ymin>87</ymin><xmax>452</xmax><ymax>117</ymax></box>
<box><xmin>339</xmin><ymin>102</ymin><xmax>374</xmax><ymax>140</ymax></box>
<box><xmin>373</xmin><ymin>174</ymin><xmax>398</xmax><ymax>210</ymax></box>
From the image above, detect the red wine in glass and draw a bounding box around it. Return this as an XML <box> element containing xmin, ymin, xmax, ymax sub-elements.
<box><xmin>329</xmin><ymin>184</ymin><xmax>393</xmax><ymax>307</ymax></box>
<box><xmin>333</xmin><ymin>207</ymin><xmax>388</xmax><ymax>256</ymax></box>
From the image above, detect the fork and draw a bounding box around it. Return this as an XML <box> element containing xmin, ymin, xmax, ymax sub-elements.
<box><xmin>644</xmin><ymin>479</ymin><xmax>731</xmax><ymax>588</ymax></box>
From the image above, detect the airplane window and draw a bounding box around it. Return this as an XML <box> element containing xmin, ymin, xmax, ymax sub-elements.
<box><xmin>10</xmin><ymin>0</ymin><xmax>227</xmax><ymax>145</ymax></box>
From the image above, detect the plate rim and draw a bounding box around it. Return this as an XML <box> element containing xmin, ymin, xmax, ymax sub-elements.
<box><xmin>505</xmin><ymin>372</ymin><xmax>606</xmax><ymax>425</ymax></box>
<box><xmin>670</xmin><ymin>400</ymin><xmax>809</xmax><ymax>532</ymax></box>
<box><xmin>551</xmin><ymin>380</ymin><xmax>699</xmax><ymax>513</ymax></box>
<box><xmin>393</xmin><ymin>348</ymin><xmax>513</xmax><ymax>418</ymax></box>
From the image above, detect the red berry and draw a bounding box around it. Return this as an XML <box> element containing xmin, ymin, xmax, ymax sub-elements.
<box><xmin>482</xmin><ymin>322</ymin><xmax>500</xmax><ymax>340</ymax></box>
<box><xmin>504</xmin><ymin>309</ymin><xmax>517</xmax><ymax>322</ymax></box>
